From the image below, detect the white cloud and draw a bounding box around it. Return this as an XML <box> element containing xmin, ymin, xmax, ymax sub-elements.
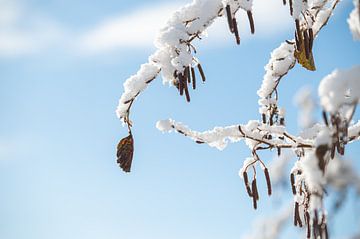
<box><xmin>0</xmin><ymin>0</ymin><xmax>292</xmax><ymax>57</ymax></box>
<box><xmin>78</xmin><ymin>3</ymin><xmax>183</xmax><ymax>53</ymax></box>
<box><xmin>80</xmin><ymin>0</ymin><xmax>292</xmax><ymax>52</ymax></box>
<box><xmin>0</xmin><ymin>0</ymin><xmax>67</xmax><ymax>57</ymax></box>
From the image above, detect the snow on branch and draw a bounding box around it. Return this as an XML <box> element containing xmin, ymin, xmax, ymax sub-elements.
<box><xmin>349</xmin><ymin>120</ymin><xmax>360</xmax><ymax>141</ymax></box>
<box><xmin>155</xmin><ymin>63</ymin><xmax>360</xmax><ymax>235</ymax></box>
<box><xmin>318</xmin><ymin>65</ymin><xmax>360</xmax><ymax>114</ymax></box>
<box><xmin>117</xmin><ymin>0</ymin><xmax>257</xmax><ymax>126</ymax></box>
<box><xmin>257</xmin><ymin>0</ymin><xmax>340</xmax><ymax>127</ymax></box>
<box><xmin>116</xmin><ymin>0</ymin><xmax>360</xmax><ymax>237</ymax></box>
<box><xmin>156</xmin><ymin>118</ymin><xmax>313</xmax><ymax>151</ymax></box>
<box><xmin>318</xmin><ymin>66</ymin><xmax>360</xmax><ymax>157</ymax></box>
<box><xmin>116</xmin><ymin>61</ymin><xmax>160</xmax><ymax>125</ymax></box>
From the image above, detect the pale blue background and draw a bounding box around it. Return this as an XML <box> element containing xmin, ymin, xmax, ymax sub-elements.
<box><xmin>0</xmin><ymin>0</ymin><xmax>359</xmax><ymax>239</ymax></box>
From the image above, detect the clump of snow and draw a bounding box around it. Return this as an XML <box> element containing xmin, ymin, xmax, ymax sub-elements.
<box><xmin>245</xmin><ymin>120</ymin><xmax>260</xmax><ymax>131</ymax></box>
<box><xmin>299</xmin><ymin>123</ymin><xmax>326</xmax><ymax>140</ymax></box>
<box><xmin>349</xmin><ymin>120</ymin><xmax>360</xmax><ymax>141</ymax></box>
<box><xmin>239</xmin><ymin>157</ymin><xmax>256</xmax><ymax>177</ymax></box>
<box><xmin>257</xmin><ymin>0</ymin><xmax>340</xmax><ymax>119</ymax></box>
<box><xmin>292</xmin><ymin>0</ymin><xmax>308</xmax><ymax>19</ymax></box>
<box><xmin>257</xmin><ymin>42</ymin><xmax>296</xmax><ymax>113</ymax></box>
<box><xmin>116</xmin><ymin>61</ymin><xmax>160</xmax><ymax>119</ymax></box>
<box><xmin>156</xmin><ymin>119</ymin><xmax>174</xmax><ymax>132</ymax></box>
<box><xmin>318</xmin><ymin>66</ymin><xmax>360</xmax><ymax>114</ymax></box>
<box><xmin>348</xmin><ymin>0</ymin><xmax>360</xmax><ymax>40</ymax></box>
<box><xmin>222</xmin><ymin>0</ymin><xmax>254</xmax><ymax>12</ymax></box>
<box><xmin>297</xmin><ymin>151</ymin><xmax>325</xmax><ymax>206</ymax></box>
<box><xmin>156</xmin><ymin>119</ymin><xmax>243</xmax><ymax>150</ymax></box>
<box><xmin>314</xmin><ymin>128</ymin><xmax>331</xmax><ymax>147</ymax></box>
<box><xmin>118</xmin><ymin>0</ymin><xmax>255</xmax><ymax>121</ymax></box>
<box><xmin>312</xmin><ymin>8</ymin><xmax>332</xmax><ymax>33</ymax></box>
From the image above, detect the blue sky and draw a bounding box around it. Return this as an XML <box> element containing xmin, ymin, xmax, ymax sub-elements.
<box><xmin>0</xmin><ymin>0</ymin><xmax>359</xmax><ymax>239</ymax></box>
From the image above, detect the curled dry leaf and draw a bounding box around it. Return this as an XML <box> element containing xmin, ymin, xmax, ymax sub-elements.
<box><xmin>294</xmin><ymin>27</ymin><xmax>316</xmax><ymax>71</ymax></box>
<box><xmin>116</xmin><ymin>134</ymin><xmax>134</xmax><ymax>173</ymax></box>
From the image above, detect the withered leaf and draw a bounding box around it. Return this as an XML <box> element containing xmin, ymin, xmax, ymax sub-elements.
<box><xmin>117</xmin><ymin>134</ymin><xmax>134</xmax><ymax>173</ymax></box>
<box><xmin>294</xmin><ymin>47</ymin><xmax>316</xmax><ymax>71</ymax></box>
<box><xmin>294</xmin><ymin>29</ymin><xmax>316</xmax><ymax>71</ymax></box>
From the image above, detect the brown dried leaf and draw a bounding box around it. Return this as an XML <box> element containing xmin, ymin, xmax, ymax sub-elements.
<box><xmin>117</xmin><ymin>134</ymin><xmax>134</xmax><ymax>173</ymax></box>
<box><xmin>294</xmin><ymin>29</ymin><xmax>316</xmax><ymax>71</ymax></box>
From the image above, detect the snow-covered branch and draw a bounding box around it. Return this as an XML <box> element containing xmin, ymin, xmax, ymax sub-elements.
<box><xmin>116</xmin><ymin>0</ymin><xmax>257</xmax><ymax>125</ymax></box>
<box><xmin>257</xmin><ymin>0</ymin><xmax>340</xmax><ymax>127</ymax></box>
<box><xmin>155</xmin><ymin>63</ymin><xmax>360</xmax><ymax>237</ymax></box>
<box><xmin>116</xmin><ymin>1</ymin><xmax>360</xmax><ymax>238</ymax></box>
<box><xmin>318</xmin><ymin>66</ymin><xmax>360</xmax><ymax>114</ymax></box>
<box><xmin>156</xmin><ymin>118</ymin><xmax>313</xmax><ymax>151</ymax></box>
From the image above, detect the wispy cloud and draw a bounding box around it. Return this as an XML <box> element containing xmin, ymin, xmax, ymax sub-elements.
<box><xmin>78</xmin><ymin>3</ymin><xmax>183</xmax><ymax>53</ymax></box>
<box><xmin>0</xmin><ymin>0</ymin><xmax>292</xmax><ymax>57</ymax></box>
<box><xmin>0</xmin><ymin>0</ymin><xmax>67</xmax><ymax>57</ymax></box>
<box><xmin>80</xmin><ymin>0</ymin><xmax>292</xmax><ymax>52</ymax></box>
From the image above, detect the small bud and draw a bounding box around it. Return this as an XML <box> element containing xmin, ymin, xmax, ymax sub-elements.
<box><xmin>184</xmin><ymin>66</ymin><xmax>190</xmax><ymax>84</ymax></box>
<box><xmin>184</xmin><ymin>80</ymin><xmax>191</xmax><ymax>102</ymax></box>
<box><xmin>290</xmin><ymin>173</ymin><xmax>296</xmax><ymax>195</ymax></box>
<box><xmin>295</xmin><ymin>32</ymin><xmax>300</xmax><ymax>51</ymax></box>
<box><xmin>269</xmin><ymin>115</ymin><xmax>274</xmax><ymax>126</ymax></box>
<box><xmin>295</xmin><ymin>19</ymin><xmax>302</xmax><ymax>50</ymax></box>
<box><xmin>262</xmin><ymin>113</ymin><xmax>266</xmax><ymax>124</ymax></box>
<box><xmin>191</xmin><ymin>67</ymin><xmax>196</xmax><ymax>89</ymax></box>
<box><xmin>306</xmin><ymin>212</ymin><xmax>311</xmax><ymax>238</ymax></box>
<box><xmin>247</xmin><ymin>11</ymin><xmax>255</xmax><ymax>34</ymax></box>
<box><xmin>294</xmin><ymin>202</ymin><xmax>302</xmax><ymax>227</ymax></box>
<box><xmin>232</xmin><ymin>18</ymin><xmax>241</xmax><ymax>45</ymax></box>
<box><xmin>197</xmin><ymin>64</ymin><xmax>206</xmax><ymax>82</ymax></box>
<box><xmin>243</xmin><ymin>172</ymin><xmax>253</xmax><ymax>197</ymax></box>
<box><xmin>178</xmin><ymin>74</ymin><xmax>184</xmax><ymax>96</ymax></box>
<box><xmin>225</xmin><ymin>5</ymin><xmax>234</xmax><ymax>33</ymax></box>
<box><xmin>294</xmin><ymin>202</ymin><xmax>298</xmax><ymax>226</ymax></box>
<box><xmin>280</xmin><ymin>117</ymin><xmax>285</xmax><ymax>126</ymax></box>
<box><xmin>264</xmin><ymin>168</ymin><xmax>272</xmax><ymax>196</ymax></box>
<box><xmin>303</xmin><ymin>30</ymin><xmax>310</xmax><ymax>59</ymax></box>
<box><xmin>251</xmin><ymin>179</ymin><xmax>259</xmax><ymax>209</ymax></box>
<box><xmin>309</xmin><ymin>28</ymin><xmax>314</xmax><ymax>50</ymax></box>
